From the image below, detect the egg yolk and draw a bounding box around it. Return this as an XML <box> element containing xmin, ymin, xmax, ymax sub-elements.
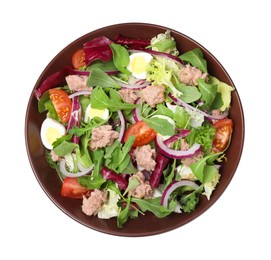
<box><xmin>131</xmin><ymin>56</ymin><xmax>148</xmax><ymax>74</ymax></box>
<box><xmin>45</xmin><ymin>127</ymin><xmax>63</xmax><ymax>145</ymax></box>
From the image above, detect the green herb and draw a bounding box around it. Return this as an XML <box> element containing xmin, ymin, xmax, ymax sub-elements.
<box><xmin>179</xmin><ymin>48</ymin><xmax>208</xmax><ymax>73</ymax></box>
<box><xmin>186</xmin><ymin>123</ymin><xmax>216</xmax><ymax>154</ymax></box>
<box><xmin>110</xmin><ymin>43</ymin><xmax>131</xmax><ymax>75</ymax></box>
<box><xmin>179</xmin><ymin>185</ymin><xmax>203</xmax><ymax>213</ymax></box>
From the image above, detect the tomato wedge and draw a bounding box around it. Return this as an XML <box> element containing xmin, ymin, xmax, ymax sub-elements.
<box><xmin>212</xmin><ymin>118</ymin><xmax>233</xmax><ymax>153</ymax></box>
<box><xmin>124</xmin><ymin>121</ymin><xmax>156</xmax><ymax>147</ymax></box>
<box><xmin>61</xmin><ymin>177</ymin><xmax>89</xmax><ymax>199</ymax></box>
<box><xmin>72</xmin><ymin>48</ymin><xmax>86</xmax><ymax>69</ymax></box>
<box><xmin>49</xmin><ymin>89</ymin><xmax>72</xmax><ymax>124</ymax></box>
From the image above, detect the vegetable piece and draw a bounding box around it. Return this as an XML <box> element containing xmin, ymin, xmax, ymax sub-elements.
<box><xmin>83</xmin><ymin>36</ymin><xmax>113</xmax><ymax>66</ymax></box>
<box><xmin>179</xmin><ymin>48</ymin><xmax>208</xmax><ymax>73</ymax></box>
<box><xmin>34</xmin><ymin>66</ymin><xmax>74</xmax><ymax>99</ymax></box>
<box><xmin>163</xmin><ymin>130</ymin><xmax>190</xmax><ymax>146</ymax></box>
<box><xmin>168</xmin><ymin>93</ymin><xmax>229</xmax><ymax>120</ymax></box>
<box><xmin>117</xmin><ymin>110</ymin><xmax>126</xmax><ymax>143</ymax></box>
<box><xmin>72</xmin><ymin>48</ymin><xmax>86</xmax><ymax>69</ymax></box>
<box><xmin>149</xmin><ymin>153</ymin><xmax>169</xmax><ymax>188</ymax></box>
<box><xmin>115</xmin><ymin>34</ymin><xmax>150</xmax><ymax>48</ymax></box>
<box><xmin>59</xmin><ymin>159</ymin><xmax>93</xmax><ymax>178</ymax></box>
<box><xmin>212</xmin><ymin>118</ymin><xmax>233</xmax><ymax>152</ymax></box>
<box><xmin>60</xmin><ymin>177</ymin><xmax>89</xmax><ymax>199</ymax></box>
<box><xmin>67</xmin><ymin>96</ymin><xmax>81</xmax><ymax>144</ymax></box>
<box><xmin>110</xmin><ymin>43</ymin><xmax>130</xmax><ymax>74</ymax></box>
<box><xmin>161</xmin><ymin>180</ymin><xmax>199</xmax><ymax>208</ymax></box>
<box><xmin>49</xmin><ymin>89</ymin><xmax>72</xmax><ymax>124</ymax></box>
<box><xmin>101</xmin><ymin>166</ymin><xmax>128</xmax><ymax>190</ymax></box>
<box><xmin>123</xmin><ymin>121</ymin><xmax>156</xmax><ymax>147</ymax></box>
<box><xmin>155</xmin><ymin>134</ymin><xmax>201</xmax><ymax>159</ymax></box>
<box><xmin>179</xmin><ymin>186</ymin><xmax>203</xmax><ymax>213</ymax></box>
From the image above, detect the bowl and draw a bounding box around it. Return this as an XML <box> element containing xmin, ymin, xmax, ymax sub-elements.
<box><xmin>25</xmin><ymin>22</ymin><xmax>244</xmax><ymax>236</ymax></box>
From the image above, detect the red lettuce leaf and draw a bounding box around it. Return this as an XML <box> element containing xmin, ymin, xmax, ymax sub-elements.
<box><xmin>115</xmin><ymin>34</ymin><xmax>150</xmax><ymax>49</ymax></box>
<box><xmin>83</xmin><ymin>36</ymin><xmax>113</xmax><ymax>66</ymax></box>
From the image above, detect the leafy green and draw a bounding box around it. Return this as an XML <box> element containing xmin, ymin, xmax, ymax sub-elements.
<box><xmin>197</xmin><ymin>78</ymin><xmax>217</xmax><ymax>109</ymax></box>
<box><xmin>209</xmin><ymin>76</ymin><xmax>234</xmax><ymax>111</ymax></box>
<box><xmin>91</xmin><ymin>148</ymin><xmax>104</xmax><ymax>178</ymax></box>
<box><xmin>117</xmin><ymin>195</ymin><xmax>134</xmax><ymax>228</ymax></box>
<box><xmin>143</xmin><ymin>116</ymin><xmax>175</xmax><ymax>136</ymax></box>
<box><xmin>86</xmin><ymin>59</ymin><xmax>117</xmax><ymax>72</ymax></box>
<box><xmin>87</xmin><ymin>68</ymin><xmax>120</xmax><ymax>89</ymax></box>
<box><xmin>173</xmin><ymin>106</ymin><xmax>190</xmax><ymax>129</ymax></box>
<box><xmin>173</xmin><ymin>75</ymin><xmax>201</xmax><ymax>103</ymax></box>
<box><xmin>104</xmin><ymin>136</ymin><xmax>135</xmax><ymax>173</ymax></box>
<box><xmin>90</xmin><ymin>87</ymin><xmax>137</xmax><ymax>112</ymax></box>
<box><xmin>123</xmin><ymin>177</ymin><xmax>140</xmax><ymax>196</ymax></box>
<box><xmin>78</xmin><ymin>175</ymin><xmax>105</xmax><ymax>190</ymax></box>
<box><xmin>110</xmin><ymin>43</ymin><xmax>131</xmax><ymax>75</ymax></box>
<box><xmin>186</xmin><ymin>123</ymin><xmax>216</xmax><ymax>154</ymax></box>
<box><xmin>53</xmin><ymin>141</ymin><xmax>78</xmax><ymax>156</ymax></box>
<box><xmin>156</xmin><ymin>104</ymin><xmax>174</xmax><ymax>118</ymax></box>
<box><xmin>132</xmin><ymin>197</ymin><xmax>176</xmax><ymax>218</ymax></box>
<box><xmin>179</xmin><ymin>185</ymin><xmax>203</xmax><ymax>213</ymax></box>
<box><xmin>190</xmin><ymin>152</ymin><xmax>222</xmax><ymax>183</ymax></box>
<box><xmin>44</xmin><ymin>101</ymin><xmax>59</xmax><ymax>122</ymax></box>
<box><xmin>146</xmin><ymin>58</ymin><xmax>182</xmax><ymax>97</ymax></box>
<box><xmin>179</xmin><ymin>48</ymin><xmax>208</xmax><ymax>73</ymax></box>
<box><xmin>151</xmin><ymin>30</ymin><xmax>178</xmax><ymax>55</ymax></box>
<box><xmin>38</xmin><ymin>90</ymin><xmax>50</xmax><ymax>113</ymax></box>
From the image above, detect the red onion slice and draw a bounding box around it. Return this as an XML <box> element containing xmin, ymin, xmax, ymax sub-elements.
<box><xmin>155</xmin><ymin>134</ymin><xmax>201</xmax><ymax>159</ymax></box>
<box><xmin>59</xmin><ymin>160</ymin><xmax>93</xmax><ymax>178</ymax></box>
<box><xmin>117</xmin><ymin>110</ymin><xmax>126</xmax><ymax>143</ymax></box>
<box><xmin>132</xmin><ymin>98</ymin><xmax>142</xmax><ymax>122</ymax></box>
<box><xmin>161</xmin><ymin>180</ymin><xmax>199</xmax><ymax>208</ymax></box>
<box><xmin>68</xmin><ymin>90</ymin><xmax>92</xmax><ymax>99</ymax></box>
<box><xmin>168</xmin><ymin>93</ymin><xmax>229</xmax><ymax>120</ymax></box>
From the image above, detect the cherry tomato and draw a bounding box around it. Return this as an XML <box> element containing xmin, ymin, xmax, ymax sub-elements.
<box><xmin>72</xmin><ymin>48</ymin><xmax>86</xmax><ymax>69</ymax></box>
<box><xmin>212</xmin><ymin>118</ymin><xmax>233</xmax><ymax>152</ymax></box>
<box><xmin>124</xmin><ymin>121</ymin><xmax>156</xmax><ymax>147</ymax></box>
<box><xmin>61</xmin><ymin>177</ymin><xmax>89</xmax><ymax>199</ymax></box>
<box><xmin>49</xmin><ymin>89</ymin><xmax>72</xmax><ymax>124</ymax></box>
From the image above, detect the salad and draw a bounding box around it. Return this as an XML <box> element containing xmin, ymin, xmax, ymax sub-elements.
<box><xmin>35</xmin><ymin>30</ymin><xmax>234</xmax><ymax>228</ymax></box>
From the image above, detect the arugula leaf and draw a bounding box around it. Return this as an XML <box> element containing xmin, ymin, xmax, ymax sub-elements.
<box><xmin>143</xmin><ymin>117</ymin><xmax>175</xmax><ymax>136</ymax></box>
<box><xmin>105</xmin><ymin>136</ymin><xmax>135</xmax><ymax>174</ymax></box>
<box><xmin>173</xmin><ymin>106</ymin><xmax>190</xmax><ymax>129</ymax></box>
<box><xmin>179</xmin><ymin>48</ymin><xmax>208</xmax><ymax>73</ymax></box>
<box><xmin>86</xmin><ymin>59</ymin><xmax>117</xmax><ymax>72</ymax></box>
<box><xmin>156</xmin><ymin>104</ymin><xmax>174</xmax><ymax>118</ymax></box>
<box><xmin>91</xmin><ymin>148</ymin><xmax>104</xmax><ymax>178</ymax></box>
<box><xmin>117</xmin><ymin>195</ymin><xmax>132</xmax><ymax>228</ymax></box>
<box><xmin>123</xmin><ymin>177</ymin><xmax>140</xmax><ymax>196</ymax></box>
<box><xmin>197</xmin><ymin>78</ymin><xmax>217</xmax><ymax>109</ymax></box>
<box><xmin>132</xmin><ymin>197</ymin><xmax>176</xmax><ymax>218</ymax></box>
<box><xmin>190</xmin><ymin>152</ymin><xmax>222</xmax><ymax>183</ymax></box>
<box><xmin>90</xmin><ymin>87</ymin><xmax>137</xmax><ymax>112</ymax></box>
<box><xmin>38</xmin><ymin>90</ymin><xmax>50</xmax><ymax>113</ymax></box>
<box><xmin>78</xmin><ymin>175</ymin><xmax>105</xmax><ymax>190</ymax></box>
<box><xmin>87</xmin><ymin>68</ymin><xmax>120</xmax><ymax>89</ymax></box>
<box><xmin>110</xmin><ymin>43</ymin><xmax>131</xmax><ymax>75</ymax></box>
<box><xmin>53</xmin><ymin>141</ymin><xmax>78</xmax><ymax>156</ymax></box>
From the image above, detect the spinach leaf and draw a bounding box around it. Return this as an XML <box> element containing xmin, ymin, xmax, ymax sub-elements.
<box><xmin>87</xmin><ymin>68</ymin><xmax>120</xmax><ymax>89</ymax></box>
<box><xmin>110</xmin><ymin>43</ymin><xmax>131</xmax><ymax>75</ymax></box>
<box><xmin>179</xmin><ymin>48</ymin><xmax>208</xmax><ymax>73</ymax></box>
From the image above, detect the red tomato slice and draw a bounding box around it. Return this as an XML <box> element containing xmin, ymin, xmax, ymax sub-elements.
<box><xmin>72</xmin><ymin>48</ymin><xmax>86</xmax><ymax>69</ymax></box>
<box><xmin>49</xmin><ymin>89</ymin><xmax>72</xmax><ymax>124</ymax></box>
<box><xmin>61</xmin><ymin>177</ymin><xmax>89</xmax><ymax>199</ymax></box>
<box><xmin>212</xmin><ymin>118</ymin><xmax>233</xmax><ymax>152</ymax></box>
<box><xmin>124</xmin><ymin>121</ymin><xmax>156</xmax><ymax>147</ymax></box>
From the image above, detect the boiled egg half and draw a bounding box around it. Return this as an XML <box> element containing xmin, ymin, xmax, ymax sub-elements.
<box><xmin>40</xmin><ymin>118</ymin><xmax>66</xmax><ymax>150</ymax></box>
<box><xmin>127</xmin><ymin>52</ymin><xmax>153</xmax><ymax>79</ymax></box>
<box><xmin>84</xmin><ymin>104</ymin><xmax>109</xmax><ymax>123</ymax></box>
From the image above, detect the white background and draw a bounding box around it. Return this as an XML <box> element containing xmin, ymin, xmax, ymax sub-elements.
<box><xmin>1</xmin><ymin>0</ymin><xmax>270</xmax><ymax>259</ymax></box>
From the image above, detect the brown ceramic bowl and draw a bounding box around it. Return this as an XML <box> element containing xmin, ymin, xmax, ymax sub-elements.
<box><xmin>25</xmin><ymin>23</ymin><xmax>244</xmax><ymax>236</ymax></box>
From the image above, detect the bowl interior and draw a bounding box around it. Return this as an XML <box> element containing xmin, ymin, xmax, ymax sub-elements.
<box><xmin>25</xmin><ymin>23</ymin><xmax>244</xmax><ymax>236</ymax></box>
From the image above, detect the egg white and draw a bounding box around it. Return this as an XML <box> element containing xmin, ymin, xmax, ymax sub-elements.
<box><xmin>127</xmin><ymin>52</ymin><xmax>153</xmax><ymax>79</ymax></box>
<box><xmin>40</xmin><ymin>118</ymin><xmax>66</xmax><ymax>150</ymax></box>
<box><xmin>84</xmin><ymin>104</ymin><xmax>109</xmax><ymax>123</ymax></box>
